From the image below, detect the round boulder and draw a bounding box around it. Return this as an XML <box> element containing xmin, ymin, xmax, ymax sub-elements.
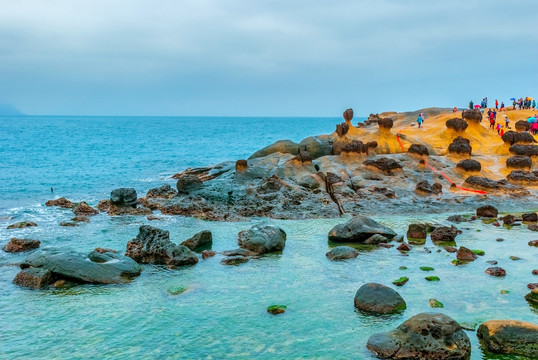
<box><xmin>354</xmin><ymin>283</ymin><xmax>406</xmax><ymax>314</ymax></box>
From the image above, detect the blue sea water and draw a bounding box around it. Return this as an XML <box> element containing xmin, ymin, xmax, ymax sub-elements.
<box><xmin>0</xmin><ymin>116</ymin><xmax>536</xmax><ymax>360</ymax></box>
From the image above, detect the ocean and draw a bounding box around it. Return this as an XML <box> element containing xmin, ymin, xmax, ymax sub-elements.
<box><xmin>0</xmin><ymin>116</ymin><xmax>535</xmax><ymax>359</ymax></box>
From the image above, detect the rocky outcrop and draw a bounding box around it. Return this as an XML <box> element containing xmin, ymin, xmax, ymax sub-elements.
<box><xmin>3</xmin><ymin>238</ymin><xmax>40</xmax><ymax>252</ymax></box>
<box><xmin>17</xmin><ymin>248</ymin><xmax>141</xmax><ymax>285</ymax></box>
<box><xmin>180</xmin><ymin>230</ymin><xmax>212</xmax><ymax>252</ymax></box>
<box><xmin>238</xmin><ymin>225</ymin><xmax>286</xmax><ymax>254</ymax></box>
<box><xmin>477</xmin><ymin>320</ymin><xmax>538</xmax><ymax>358</ymax></box>
<box><xmin>448</xmin><ymin>136</ymin><xmax>472</xmax><ymax>156</ymax></box>
<box><xmin>13</xmin><ymin>268</ymin><xmax>53</xmax><ymax>289</ymax></box>
<box><xmin>510</xmin><ymin>145</ymin><xmax>538</xmax><ymax>156</ymax></box>
<box><xmin>45</xmin><ymin>197</ymin><xmax>73</xmax><ymax>208</ymax></box>
<box><xmin>462</xmin><ymin>109</ymin><xmax>482</xmax><ymax>122</ymax></box>
<box><xmin>502</xmin><ymin>131</ymin><xmax>536</xmax><ymax>145</ymax></box>
<box><xmin>125</xmin><ymin>225</ymin><xmax>198</xmax><ymax>267</ymax></box>
<box><xmin>415</xmin><ymin>181</ymin><xmax>442</xmax><ymax>195</ymax></box>
<box><xmin>325</xmin><ymin>246</ymin><xmax>359</xmax><ymax>260</ymax></box>
<box><xmin>456</xmin><ymin>159</ymin><xmax>481</xmax><ymax>172</ymax></box>
<box><xmin>146</xmin><ymin>184</ymin><xmax>177</xmax><ymax>199</ymax></box>
<box><xmin>408</xmin><ymin>144</ymin><xmax>429</xmax><ymax>156</ymax></box>
<box><xmin>7</xmin><ymin>221</ymin><xmax>37</xmax><ymax>229</ymax></box>
<box><xmin>328</xmin><ymin>216</ymin><xmax>396</xmax><ymax>243</ymax></box>
<box><xmin>430</xmin><ymin>226</ymin><xmax>458</xmax><ymax>244</ymax></box>
<box><xmin>476</xmin><ymin>205</ymin><xmax>498</xmax><ymax>218</ymax></box>
<box><xmin>367</xmin><ymin>313</ymin><xmax>471</xmax><ymax>359</ymax></box>
<box><xmin>446</xmin><ymin>118</ymin><xmax>468</xmax><ymax>131</ymax></box>
<box><xmin>506</xmin><ymin>155</ymin><xmax>532</xmax><ymax>169</ymax></box>
<box><xmin>354</xmin><ymin>283</ymin><xmax>406</xmax><ymax>314</ymax></box>
<box><xmin>176</xmin><ymin>175</ymin><xmax>203</xmax><ymax>194</ymax></box>
<box><xmin>363</xmin><ymin>157</ymin><xmax>402</xmax><ymax>175</ymax></box>
<box><xmin>72</xmin><ymin>202</ymin><xmax>98</xmax><ymax>216</ymax></box>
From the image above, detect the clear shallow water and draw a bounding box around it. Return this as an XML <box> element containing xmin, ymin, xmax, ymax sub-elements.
<box><xmin>1</xmin><ymin>116</ymin><xmax>537</xmax><ymax>359</ymax></box>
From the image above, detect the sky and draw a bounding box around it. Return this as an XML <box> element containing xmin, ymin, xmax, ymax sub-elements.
<box><xmin>0</xmin><ymin>0</ymin><xmax>536</xmax><ymax>116</ymax></box>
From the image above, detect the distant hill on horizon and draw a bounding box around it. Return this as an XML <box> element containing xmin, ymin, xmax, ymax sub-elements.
<box><xmin>0</xmin><ymin>103</ymin><xmax>24</xmax><ymax>115</ymax></box>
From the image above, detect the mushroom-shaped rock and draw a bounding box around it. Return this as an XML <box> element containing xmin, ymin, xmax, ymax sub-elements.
<box><xmin>110</xmin><ymin>188</ymin><xmax>138</xmax><ymax>208</ymax></box>
<box><xmin>180</xmin><ymin>230</ymin><xmax>212</xmax><ymax>252</ymax></box>
<box><xmin>3</xmin><ymin>238</ymin><xmax>40</xmax><ymax>253</ymax></box>
<box><xmin>408</xmin><ymin>144</ymin><xmax>429</xmax><ymax>156</ymax></box>
<box><xmin>146</xmin><ymin>184</ymin><xmax>177</xmax><ymax>199</ymax></box>
<box><xmin>456</xmin><ymin>159</ymin><xmax>481</xmax><ymax>172</ymax></box>
<box><xmin>477</xmin><ymin>320</ymin><xmax>538</xmax><ymax>358</ymax></box>
<box><xmin>176</xmin><ymin>175</ymin><xmax>203</xmax><ymax>194</ymax></box>
<box><xmin>363</xmin><ymin>157</ymin><xmax>403</xmax><ymax>175</ymax></box>
<box><xmin>125</xmin><ymin>225</ymin><xmax>198</xmax><ymax>267</ymax></box>
<box><xmin>506</xmin><ymin>155</ymin><xmax>532</xmax><ymax>169</ymax></box>
<box><xmin>510</xmin><ymin>145</ymin><xmax>538</xmax><ymax>156</ymax></box>
<box><xmin>367</xmin><ymin>313</ymin><xmax>471</xmax><ymax>360</ymax></box>
<box><xmin>448</xmin><ymin>136</ymin><xmax>472</xmax><ymax>156</ymax></box>
<box><xmin>238</xmin><ymin>225</ymin><xmax>286</xmax><ymax>254</ymax></box>
<box><xmin>328</xmin><ymin>216</ymin><xmax>396</xmax><ymax>243</ymax></box>
<box><xmin>446</xmin><ymin>118</ymin><xmax>469</xmax><ymax>131</ymax></box>
<box><xmin>354</xmin><ymin>283</ymin><xmax>406</xmax><ymax>314</ymax></box>
<box><xmin>477</xmin><ymin>206</ymin><xmax>499</xmax><ymax>218</ymax></box>
<box><xmin>462</xmin><ymin>108</ymin><xmax>482</xmax><ymax>122</ymax></box>
<box><xmin>18</xmin><ymin>248</ymin><xmax>141</xmax><ymax>284</ymax></box>
<box><xmin>515</xmin><ymin>120</ymin><xmax>530</xmax><ymax>132</ymax></box>
<box><xmin>325</xmin><ymin>246</ymin><xmax>359</xmax><ymax>260</ymax></box>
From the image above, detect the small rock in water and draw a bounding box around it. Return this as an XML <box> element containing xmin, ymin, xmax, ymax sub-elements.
<box><xmin>392</xmin><ymin>277</ymin><xmax>409</xmax><ymax>286</ymax></box>
<box><xmin>420</xmin><ymin>266</ymin><xmax>435</xmax><ymax>271</ymax></box>
<box><xmin>167</xmin><ymin>285</ymin><xmax>187</xmax><ymax>295</ymax></box>
<box><xmin>428</xmin><ymin>298</ymin><xmax>444</xmax><ymax>308</ymax></box>
<box><xmin>267</xmin><ymin>305</ymin><xmax>287</xmax><ymax>315</ymax></box>
<box><xmin>485</xmin><ymin>267</ymin><xmax>506</xmax><ymax>277</ymax></box>
<box><xmin>425</xmin><ymin>276</ymin><xmax>440</xmax><ymax>282</ymax></box>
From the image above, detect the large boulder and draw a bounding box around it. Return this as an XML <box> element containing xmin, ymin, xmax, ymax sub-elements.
<box><xmin>3</xmin><ymin>238</ymin><xmax>40</xmax><ymax>253</ymax></box>
<box><xmin>18</xmin><ymin>248</ymin><xmax>141</xmax><ymax>284</ymax></box>
<box><xmin>176</xmin><ymin>175</ymin><xmax>203</xmax><ymax>194</ymax></box>
<box><xmin>13</xmin><ymin>268</ymin><xmax>53</xmax><ymax>289</ymax></box>
<box><xmin>506</xmin><ymin>155</ymin><xmax>532</xmax><ymax>169</ymax></box>
<box><xmin>110</xmin><ymin>188</ymin><xmax>138</xmax><ymax>208</ymax></box>
<box><xmin>326</xmin><ymin>246</ymin><xmax>359</xmax><ymax>260</ymax></box>
<box><xmin>125</xmin><ymin>225</ymin><xmax>198</xmax><ymax>267</ymax></box>
<box><xmin>462</xmin><ymin>108</ymin><xmax>482</xmax><ymax>122</ymax></box>
<box><xmin>180</xmin><ymin>230</ymin><xmax>213</xmax><ymax>252</ymax></box>
<box><xmin>448</xmin><ymin>136</ymin><xmax>472</xmax><ymax>155</ymax></box>
<box><xmin>146</xmin><ymin>184</ymin><xmax>177</xmax><ymax>199</ymax></box>
<box><xmin>456</xmin><ymin>159</ymin><xmax>481</xmax><ymax>172</ymax></box>
<box><xmin>238</xmin><ymin>225</ymin><xmax>286</xmax><ymax>254</ymax></box>
<box><xmin>328</xmin><ymin>216</ymin><xmax>396</xmax><ymax>243</ymax></box>
<box><xmin>477</xmin><ymin>320</ymin><xmax>538</xmax><ymax>358</ymax></box>
<box><xmin>354</xmin><ymin>283</ymin><xmax>406</xmax><ymax>314</ymax></box>
<box><xmin>367</xmin><ymin>313</ymin><xmax>471</xmax><ymax>359</ymax></box>
<box><xmin>446</xmin><ymin>118</ymin><xmax>468</xmax><ymax>131</ymax></box>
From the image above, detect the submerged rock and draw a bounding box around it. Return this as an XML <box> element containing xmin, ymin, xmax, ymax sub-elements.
<box><xmin>3</xmin><ymin>238</ymin><xmax>40</xmax><ymax>253</ymax></box>
<box><xmin>477</xmin><ymin>320</ymin><xmax>538</xmax><ymax>358</ymax></box>
<box><xmin>180</xmin><ymin>230</ymin><xmax>212</xmax><ymax>252</ymax></box>
<box><xmin>325</xmin><ymin>246</ymin><xmax>359</xmax><ymax>260</ymax></box>
<box><xmin>238</xmin><ymin>224</ymin><xmax>286</xmax><ymax>254</ymax></box>
<box><xmin>125</xmin><ymin>225</ymin><xmax>198</xmax><ymax>267</ymax></box>
<box><xmin>354</xmin><ymin>283</ymin><xmax>406</xmax><ymax>314</ymax></box>
<box><xmin>367</xmin><ymin>313</ymin><xmax>471</xmax><ymax>360</ymax></box>
<box><xmin>328</xmin><ymin>216</ymin><xmax>396</xmax><ymax>243</ymax></box>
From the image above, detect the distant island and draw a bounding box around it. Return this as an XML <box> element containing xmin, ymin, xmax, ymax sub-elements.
<box><xmin>0</xmin><ymin>103</ymin><xmax>23</xmax><ymax>116</ymax></box>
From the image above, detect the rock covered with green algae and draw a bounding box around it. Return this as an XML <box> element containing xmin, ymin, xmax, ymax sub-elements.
<box><xmin>366</xmin><ymin>313</ymin><xmax>471</xmax><ymax>359</ymax></box>
<box><xmin>477</xmin><ymin>320</ymin><xmax>538</xmax><ymax>358</ymax></box>
<box><xmin>354</xmin><ymin>283</ymin><xmax>406</xmax><ymax>314</ymax></box>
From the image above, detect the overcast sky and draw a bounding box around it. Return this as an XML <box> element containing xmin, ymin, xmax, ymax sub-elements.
<box><xmin>0</xmin><ymin>0</ymin><xmax>536</xmax><ymax>116</ymax></box>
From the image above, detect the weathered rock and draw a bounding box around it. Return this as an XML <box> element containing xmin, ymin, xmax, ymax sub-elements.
<box><xmin>3</xmin><ymin>238</ymin><xmax>40</xmax><ymax>253</ymax></box>
<box><xmin>13</xmin><ymin>268</ymin><xmax>53</xmax><ymax>289</ymax></box>
<box><xmin>110</xmin><ymin>188</ymin><xmax>138</xmax><ymax>208</ymax></box>
<box><xmin>456</xmin><ymin>246</ymin><xmax>477</xmax><ymax>261</ymax></box>
<box><xmin>238</xmin><ymin>225</ymin><xmax>286</xmax><ymax>254</ymax></box>
<box><xmin>45</xmin><ymin>197</ymin><xmax>73</xmax><ymax>208</ymax></box>
<box><xmin>407</xmin><ymin>144</ymin><xmax>429</xmax><ymax>156</ymax></box>
<box><xmin>510</xmin><ymin>144</ymin><xmax>538</xmax><ymax>156</ymax></box>
<box><xmin>367</xmin><ymin>313</ymin><xmax>471</xmax><ymax>360</ymax></box>
<box><xmin>146</xmin><ymin>184</ymin><xmax>177</xmax><ymax>199</ymax></box>
<box><xmin>407</xmin><ymin>224</ymin><xmax>426</xmax><ymax>240</ymax></box>
<box><xmin>456</xmin><ymin>159</ymin><xmax>481</xmax><ymax>172</ymax></box>
<box><xmin>506</xmin><ymin>155</ymin><xmax>532</xmax><ymax>169</ymax></box>
<box><xmin>176</xmin><ymin>175</ymin><xmax>203</xmax><ymax>194</ymax></box>
<box><xmin>446</xmin><ymin>118</ymin><xmax>469</xmax><ymax>131</ymax></box>
<box><xmin>221</xmin><ymin>256</ymin><xmax>249</xmax><ymax>265</ymax></box>
<box><xmin>363</xmin><ymin>157</ymin><xmax>402</xmax><ymax>175</ymax></box>
<box><xmin>476</xmin><ymin>205</ymin><xmax>498</xmax><ymax>218</ymax></box>
<box><xmin>448</xmin><ymin>136</ymin><xmax>472</xmax><ymax>155</ymax></box>
<box><xmin>328</xmin><ymin>216</ymin><xmax>396</xmax><ymax>243</ymax></box>
<box><xmin>180</xmin><ymin>230</ymin><xmax>212</xmax><ymax>252</ymax></box>
<box><xmin>430</xmin><ymin>226</ymin><xmax>458</xmax><ymax>243</ymax></box>
<box><xmin>522</xmin><ymin>212</ymin><xmax>538</xmax><ymax>222</ymax></box>
<box><xmin>415</xmin><ymin>181</ymin><xmax>442</xmax><ymax>195</ymax></box>
<box><xmin>7</xmin><ymin>221</ymin><xmax>37</xmax><ymax>229</ymax></box>
<box><xmin>354</xmin><ymin>283</ymin><xmax>406</xmax><ymax>314</ymax></box>
<box><xmin>485</xmin><ymin>267</ymin><xmax>506</xmax><ymax>277</ymax></box>
<box><xmin>72</xmin><ymin>202</ymin><xmax>98</xmax><ymax>216</ymax></box>
<box><xmin>462</xmin><ymin>108</ymin><xmax>482</xmax><ymax>122</ymax></box>
<box><xmin>477</xmin><ymin>320</ymin><xmax>538</xmax><ymax>358</ymax></box>
<box><xmin>515</xmin><ymin>120</ymin><xmax>531</xmax><ymax>132</ymax></box>
<box><xmin>325</xmin><ymin>246</ymin><xmax>359</xmax><ymax>260</ymax></box>
<box><xmin>19</xmin><ymin>248</ymin><xmax>141</xmax><ymax>284</ymax></box>
<box><xmin>125</xmin><ymin>225</ymin><xmax>198</xmax><ymax>267</ymax></box>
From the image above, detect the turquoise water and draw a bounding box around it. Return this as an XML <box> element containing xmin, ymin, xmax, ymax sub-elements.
<box><xmin>1</xmin><ymin>116</ymin><xmax>537</xmax><ymax>359</ymax></box>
